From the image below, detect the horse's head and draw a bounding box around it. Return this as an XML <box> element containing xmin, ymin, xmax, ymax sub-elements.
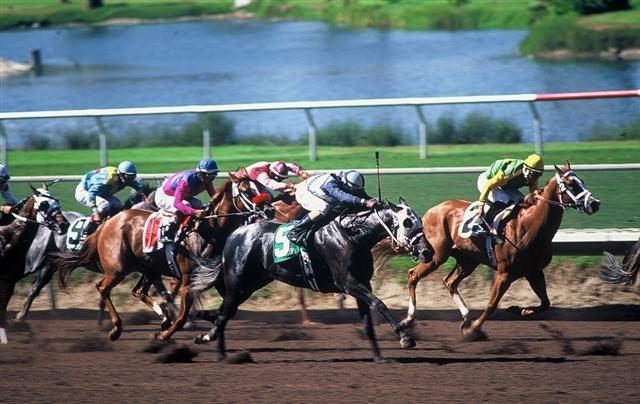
<box><xmin>384</xmin><ymin>197</ymin><xmax>433</xmax><ymax>263</ymax></box>
<box><xmin>125</xmin><ymin>182</ymin><xmax>157</xmax><ymax>210</ymax></box>
<box><xmin>210</xmin><ymin>173</ymin><xmax>274</xmax><ymax>225</ymax></box>
<box><xmin>554</xmin><ymin>162</ymin><xmax>601</xmax><ymax>215</ymax></box>
<box><xmin>29</xmin><ymin>183</ymin><xmax>69</xmax><ymax>235</ymax></box>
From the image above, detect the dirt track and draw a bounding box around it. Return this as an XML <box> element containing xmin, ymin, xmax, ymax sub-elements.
<box><xmin>1</xmin><ymin>304</ymin><xmax>639</xmax><ymax>403</ymax></box>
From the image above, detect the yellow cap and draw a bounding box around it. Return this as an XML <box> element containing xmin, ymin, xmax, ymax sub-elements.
<box><xmin>524</xmin><ymin>154</ymin><xmax>544</xmax><ymax>172</ymax></box>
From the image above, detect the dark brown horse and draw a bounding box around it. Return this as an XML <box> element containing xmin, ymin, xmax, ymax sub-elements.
<box><xmin>373</xmin><ymin>162</ymin><xmax>601</xmax><ymax>339</ymax></box>
<box><xmin>55</xmin><ymin>173</ymin><xmax>271</xmax><ymax>342</ymax></box>
<box><xmin>0</xmin><ymin>184</ymin><xmax>69</xmax><ymax>343</ymax></box>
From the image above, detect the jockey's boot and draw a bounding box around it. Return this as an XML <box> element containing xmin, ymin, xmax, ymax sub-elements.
<box><xmin>161</xmin><ymin>215</ymin><xmax>181</xmax><ymax>244</ymax></box>
<box><xmin>287</xmin><ymin>215</ymin><xmax>315</xmax><ymax>246</ymax></box>
<box><xmin>469</xmin><ymin>215</ymin><xmax>488</xmax><ymax>236</ymax></box>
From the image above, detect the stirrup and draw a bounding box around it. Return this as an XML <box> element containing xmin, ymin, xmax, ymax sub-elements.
<box><xmin>470</xmin><ymin>223</ymin><xmax>488</xmax><ymax>236</ymax></box>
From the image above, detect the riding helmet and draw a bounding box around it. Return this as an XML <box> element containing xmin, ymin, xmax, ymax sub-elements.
<box><xmin>341</xmin><ymin>170</ymin><xmax>365</xmax><ymax>191</ymax></box>
<box><xmin>523</xmin><ymin>154</ymin><xmax>544</xmax><ymax>173</ymax></box>
<box><xmin>117</xmin><ymin>161</ymin><xmax>138</xmax><ymax>176</ymax></box>
<box><xmin>196</xmin><ymin>158</ymin><xmax>219</xmax><ymax>174</ymax></box>
<box><xmin>270</xmin><ymin>161</ymin><xmax>288</xmax><ymax>179</ymax></box>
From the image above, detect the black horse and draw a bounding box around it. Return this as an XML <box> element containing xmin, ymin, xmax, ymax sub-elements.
<box><xmin>193</xmin><ymin>198</ymin><xmax>433</xmax><ymax>362</ymax></box>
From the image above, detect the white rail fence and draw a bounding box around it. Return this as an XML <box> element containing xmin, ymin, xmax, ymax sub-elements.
<box><xmin>1</xmin><ymin>89</ymin><xmax>638</xmax><ymax>165</ymax></box>
<box><xmin>12</xmin><ymin>163</ymin><xmax>640</xmax><ymax>255</ymax></box>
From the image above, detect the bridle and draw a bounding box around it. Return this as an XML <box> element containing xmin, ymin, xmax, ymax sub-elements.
<box><xmin>373</xmin><ymin>203</ymin><xmax>426</xmax><ymax>260</ymax></box>
<box><xmin>535</xmin><ymin>170</ymin><xmax>594</xmax><ymax>213</ymax></box>
<box><xmin>12</xmin><ymin>189</ymin><xmax>67</xmax><ymax>231</ymax></box>
<box><xmin>207</xmin><ymin>179</ymin><xmax>272</xmax><ymax>223</ymax></box>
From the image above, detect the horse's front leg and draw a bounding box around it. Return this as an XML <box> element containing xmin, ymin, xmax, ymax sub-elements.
<box><xmin>15</xmin><ymin>268</ymin><xmax>54</xmax><ymax>322</ymax></box>
<box><xmin>131</xmin><ymin>275</ymin><xmax>172</xmax><ymax>331</ymax></box>
<box><xmin>508</xmin><ymin>269</ymin><xmax>550</xmax><ymax>317</ymax></box>
<box><xmin>155</xmin><ymin>275</ymin><xmax>194</xmax><ymax>341</ymax></box>
<box><xmin>402</xmin><ymin>261</ymin><xmax>440</xmax><ymax>327</ymax></box>
<box><xmin>355</xmin><ymin>298</ymin><xmax>382</xmax><ymax>362</ymax></box>
<box><xmin>463</xmin><ymin>269</ymin><xmax>514</xmax><ymax>341</ymax></box>
<box><xmin>345</xmin><ymin>279</ymin><xmax>415</xmax><ymax>356</ymax></box>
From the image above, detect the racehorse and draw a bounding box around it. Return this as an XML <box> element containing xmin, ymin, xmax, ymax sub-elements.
<box><xmin>0</xmin><ymin>184</ymin><xmax>69</xmax><ymax>343</ymax></box>
<box><xmin>193</xmin><ymin>198</ymin><xmax>433</xmax><ymax>362</ymax></box>
<box><xmin>15</xmin><ymin>182</ymin><xmax>159</xmax><ymax>324</ymax></box>
<box><xmin>600</xmin><ymin>238</ymin><xmax>640</xmax><ymax>286</ymax></box>
<box><xmin>372</xmin><ymin>162</ymin><xmax>600</xmax><ymax>340</ymax></box>
<box><xmin>54</xmin><ymin>174</ymin><xmax>271</xmax><ymax>342</ymax></box>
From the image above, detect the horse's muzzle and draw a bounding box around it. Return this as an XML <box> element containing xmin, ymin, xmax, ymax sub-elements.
<box><xmin>54</xmin><ymin>212</ymin><xmax>70</xmax><ymax>235</ymax></box>
<box><xmin>410</xmin><ymin>235</ymin><xmax>434</xmax><ymax>263</ymax></box>
<box><xmin>583</xmin><ymin>197</ymin><xmax>601</xmax><ymax>215</ymax></box>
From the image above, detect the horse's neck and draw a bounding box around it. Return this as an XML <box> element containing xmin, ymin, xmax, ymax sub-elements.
<box><xmin>518</xmin><ymin>178</ymin><xmax>565</xmax><ymax>243</ymax></box>
<box><xmin>337</xmin><ymin>210</ymin><xmax>391</xmax><ymax>248</ymax></box>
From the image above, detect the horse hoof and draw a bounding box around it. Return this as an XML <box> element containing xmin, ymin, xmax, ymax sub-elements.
<box><xmin>461</xmin><ymin>327</ymin><xmax>488</xmax><ymax>342</ymax></box>
<box><xmin>160</xmin><ymin>319</ymin><xmax>172</xmax><ymax>331</ymax></box>
<box><xmin>399</xmin><ymin>317</ymin><xmax>415</xmax><ymax>328</ymax></box>
<box><xmin>109</xmin><ymin>329</ymin><xmax>121</xmax><ymax>341</ymax></box>
<box><xmin>400</xmin><ymin>335</ymin><xmax>416</xmax><ymax>349</ymax></box>
<box><xmin>193</xmin><ymin>334</ymin><xmax>208</xmax><ymax>345</ymax></box>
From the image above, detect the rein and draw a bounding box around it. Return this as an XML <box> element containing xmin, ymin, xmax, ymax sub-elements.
<box><xmin>534</xmin><ymin>170</ymin><xmax>591</xmax><ymax>211</ymax></box>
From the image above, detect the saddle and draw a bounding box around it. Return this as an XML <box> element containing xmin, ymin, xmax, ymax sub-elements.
<box><xmin>273</xmin><ymin>223</ymin><xmax>319</xmax><ymax>291</ymax></box>
<box><xmin>459</xmin><ymin>201</ymin><xmax>517</xmax><ymax>268</ymax></box>
<box><xmin>142</xmin><ymin>211</ymin><xmax>175</xmax><ymax>253</ymax></box>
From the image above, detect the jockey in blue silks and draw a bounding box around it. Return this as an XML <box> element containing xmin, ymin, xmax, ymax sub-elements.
<box><xmin>75</xmin><ymin>160</ymin><xmax>144</xmax><ymax>224</ymax></box>
<box><xmin>287</xmin><ymin>170</ymin><xmax>379</xmax><ymax>246</ymax></box>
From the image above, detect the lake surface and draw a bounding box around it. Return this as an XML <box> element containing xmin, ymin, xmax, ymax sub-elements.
<box><xmin>1</xmin><ymin>19</ymin><xmax>639</xmax><ymax>147</ymax></box>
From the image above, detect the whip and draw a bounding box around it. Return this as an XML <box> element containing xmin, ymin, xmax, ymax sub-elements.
<box><xmin>375</xmin><ymin>151</ymin><xmax>382</xmax><ymax>201</ymax></box>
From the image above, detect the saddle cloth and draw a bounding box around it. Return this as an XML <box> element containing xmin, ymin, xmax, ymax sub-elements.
<box><xmin>66</xmin><ymin>216</ymin><xmax>91</xmax><ymax>252</ymax></box>
<box><xmin>273</xmin><ymin>223</ymin><xmax>320</xmax><ymax>292</ymax></box>
<box><xmin>458</xmin><ymin>202</ymin><xmax>483</xmax><ymax>239</ymax></box>
<box><xmin>142</xmin><ymin>211</ymin><xmax>173</xmax><ymax>253</ymax></box>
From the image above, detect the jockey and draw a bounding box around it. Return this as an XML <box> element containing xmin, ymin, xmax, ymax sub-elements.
<box><xmin>237</xmin><ymin>160</ymin><xmax>310</xmax><ymax>198</ymax></box>
<box><xmin>469</xmin><ymin>153</ymin><xmax>544</xmax><ymax>236</ymax></box>
<box><xmin>154</xmin><ymin>158</ymin><xmax>219</xmax><ymax>243</ymax></box>
<box><xmin>287</xmin><ymin>170</ymin><xmax>379</xmax><ymax>246</ymax></box>
<box><xmin>0</xmin><ymin>163</ymin><xmax>17</xmax><ymax>216</ymax></box>
<box><xmin>75</xmin><ymin>161</ymin><xmax>144</xmax><ymax>224</ymax></box>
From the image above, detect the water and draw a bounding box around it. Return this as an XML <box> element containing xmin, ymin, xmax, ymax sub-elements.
<box><xmin>1</xmin><ymin>19</ymin><xmax>639</xmax><ymax>147</ymax></box>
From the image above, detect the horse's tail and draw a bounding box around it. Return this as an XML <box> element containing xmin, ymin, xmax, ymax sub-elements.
<box><xmin>187</xmin><ymin>252</ymin><xmax>223</xmax><ymax>294</ymax></box>
<box><xmin>53</xmin><ymin>225</ymin><xmax>103</xmax><ymax>290</ymax></box>
<box><xmin>371</xmin><ymin>239</ymin><xmax>404</xmax><ymax>275</ymax></box>
<box><xmin>599</xmin><ymin>240</ymin><xmax>640</xmax><ymax>286</ymax></box>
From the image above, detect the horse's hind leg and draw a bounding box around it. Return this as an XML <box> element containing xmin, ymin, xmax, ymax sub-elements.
<box><xmin>442</xmin><ymin>258</ymin><xmax>479</xmax><ymax>324</ymax></box>
<box><xmin>95</xmin><ymin>272</ymin><xmax>126</xmax><ymax>341</ymax></box>
<box><xmin>194</xmin><ymin>292</ymin><xmax>246</xmax><ymax>361</ymax></box>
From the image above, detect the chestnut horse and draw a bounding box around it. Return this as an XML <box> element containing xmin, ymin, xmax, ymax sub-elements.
<box><xmin>54</xmin><ymin>174</ymin><xmax>271</xmax><ymax>342</ymax></box>
<box><xmin>0</xmin><ymin>184</ymin><xmax>69</xmax><ymax>343</ymax></box>
<box><xmin>373</xmin><ymin>162</ymin><xmax>601</xmax><ymax>339</ymax></box>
